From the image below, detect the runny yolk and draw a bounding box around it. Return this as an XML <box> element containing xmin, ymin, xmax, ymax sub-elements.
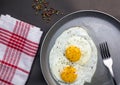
<box><xmin>65</xmin><ymin>45</ymin><xmax>81</xmax><ymax>62</ymax></box>
<box><xmin>60</xmin><ymin>66</ymin><xmax>77</xmax><ymax>83</ymax></box>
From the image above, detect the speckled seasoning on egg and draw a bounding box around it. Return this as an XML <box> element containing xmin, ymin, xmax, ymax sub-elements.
<box><xmin>49</xmin><ymin>26</ymin><xmax>98</xmax><ymax>85</ymax></box>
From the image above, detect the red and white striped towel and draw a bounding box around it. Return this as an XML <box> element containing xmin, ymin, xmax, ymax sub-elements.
<box><xmin>0</xmin><ymin>15</ymin><xmax>43</xmax><ymax>85</ymax></box>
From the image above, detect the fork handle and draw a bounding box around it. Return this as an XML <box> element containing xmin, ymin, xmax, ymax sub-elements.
<box><xmin>107</xmin><ymin>65</ymin><xmax>117</xmax><ymax>85</ymax></box>
<box><xmin>105</xmin><ymin>58</ymin><xmax>114</xmax><ymax>77</ymax></box>
<box><xmin>109</xmin><ymin>65</ymin><xmax>114</xmax><ymax>77</ymax></box>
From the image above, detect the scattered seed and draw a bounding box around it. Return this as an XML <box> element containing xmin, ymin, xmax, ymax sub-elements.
<box><xmin>32</xmin><ymin>0</ymin><xmax>63</xmax><ymax>22</ymax></box>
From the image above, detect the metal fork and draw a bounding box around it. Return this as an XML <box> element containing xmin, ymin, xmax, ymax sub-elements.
<box><xmin>99</xmin><ymin>42</ymin><xmax>114</xmax><ymax>77</ymax></box>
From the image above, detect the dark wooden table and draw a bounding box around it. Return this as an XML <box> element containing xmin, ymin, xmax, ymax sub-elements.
<box><xmin>0</xmin><ymin>0</ymin><xmax>120</xmax><ymax>85</ymax></box>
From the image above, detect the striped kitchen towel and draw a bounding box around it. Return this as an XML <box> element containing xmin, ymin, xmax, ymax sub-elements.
<box><xmin>0</xmin><ymin>15</ymin><xmax>43</xmax><ymax>85</ymax></box>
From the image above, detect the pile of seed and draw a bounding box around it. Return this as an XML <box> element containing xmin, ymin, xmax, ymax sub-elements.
<box><xmin>32</xmin><ymin>0</ymin><xmax>63</xmax><ymax>22</ymax></box>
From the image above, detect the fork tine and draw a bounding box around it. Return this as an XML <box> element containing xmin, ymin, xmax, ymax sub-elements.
<box><xmin>103</xmin><ymin>42</ymin><xmax>110</xmax><ymax>58</ymax></box>
<box><xmin>99</xmin><ymin>43</ymin><xmax>103</xmax><ymax>58</ymax></box>
<box><xmin>99</xmin><ymin>42</ymin><xmax>111</xmax><ymax>59</ymax></box>
<box><xmin>100</xmin><ymin>43</ymin><xmax>106</xmax><ymax>59</ymax></box>
<box><xmin>103</xmin><ymin>42</ymin><xmax>108</xmax><ymax>59</ymax></box>
<box><xmin>105</xmin><ymin>42</ymin><xmax>111</xmax><ymax>57</ymax></box>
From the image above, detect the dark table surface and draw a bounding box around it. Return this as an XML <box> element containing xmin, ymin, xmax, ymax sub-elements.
<box><xmin>0</xmin><ymin>0</ymin><xmax>120</xmax><ymax>85</ymax></box>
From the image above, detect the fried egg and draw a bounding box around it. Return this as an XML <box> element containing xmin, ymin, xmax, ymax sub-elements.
<box><xmin>49</xmin><ymin>26</ymin><xmax>97</xmax><ymax>85</ymax></box>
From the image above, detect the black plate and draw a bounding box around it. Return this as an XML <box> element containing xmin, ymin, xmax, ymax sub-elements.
<box><xmin>40</xmin><ymin>10</ymin><xmax>120</xmax><ymax>85</ymax></box>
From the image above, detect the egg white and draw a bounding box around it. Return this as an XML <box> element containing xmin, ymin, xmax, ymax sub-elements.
<box><xmin>49</xmin><ymin>26</ymin><xmax>97</xmax><ymax>85</ymax></box>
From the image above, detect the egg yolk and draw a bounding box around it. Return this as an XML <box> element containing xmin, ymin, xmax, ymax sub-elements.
<box><xmin>60</xmin><ymin>66</ymin><xmax>77</xmax><ymax>83</ymax></box>
<box><xmin>65</xmin><ymin>45</ymin><xmax>81</xmax><ymax>62</ymax></box>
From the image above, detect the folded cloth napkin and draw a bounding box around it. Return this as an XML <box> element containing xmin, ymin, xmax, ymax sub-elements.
<box><xmin>0</xmin><ymin>15</ymin><xmax>43</xmax><ymax>85</ymax></box>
